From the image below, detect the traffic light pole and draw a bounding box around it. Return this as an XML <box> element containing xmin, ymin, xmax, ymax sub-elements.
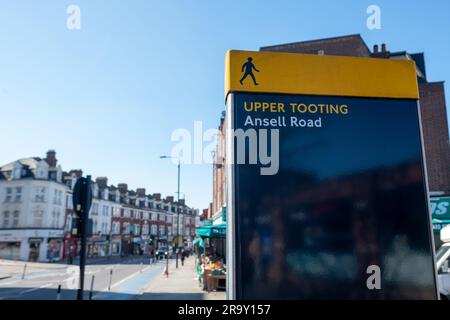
<box><xmin>76</xmin><ymin>175</ymin><xmax>91</xmax><ymax>300</ymax></box>
<box><xmin>176</xmin><ymin>159</ymin><xmax>180</xmax><ymax>269</ymax></box>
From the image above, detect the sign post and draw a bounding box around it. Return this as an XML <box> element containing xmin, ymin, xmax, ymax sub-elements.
<box><xmin>225</xmin><ymin>50</ymin><xmax>438</xmax><ymax>300</ymax></box>
<box><xmin>73</xmin><ymin>175</ymin><xmax>92</xmax><ymax>301</ymax></box>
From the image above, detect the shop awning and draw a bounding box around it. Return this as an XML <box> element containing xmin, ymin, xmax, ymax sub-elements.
<box><xmin>193</xmin><ymin>237</ymin><xmax>204</xmax><ymax>248</ymax></box>
<box><xmin>196</xmin><ymin>223</ymin><xmax>226</xmax><ymax>238</ymax></box>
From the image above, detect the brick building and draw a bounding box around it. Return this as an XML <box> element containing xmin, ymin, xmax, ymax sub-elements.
<box><xmin>211</xmin><ymin>34</ymin><xmax>450</xmax><ymax>225</ymax></box>
<box><xmin>211</xmin><ymin>111</ymin><xmax>227</xmax><ymax>224</ymax></box>
<box><xmin>261</xmin><ymin>34</ymin><xmax>450</xmax><ymax>195</ymax></box>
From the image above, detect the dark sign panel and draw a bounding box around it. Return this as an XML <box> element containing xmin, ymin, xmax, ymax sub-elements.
<box><xmin>232</xmin><ymin>92</ymin><xmax>437</xmax><ymax>299</ymax></box>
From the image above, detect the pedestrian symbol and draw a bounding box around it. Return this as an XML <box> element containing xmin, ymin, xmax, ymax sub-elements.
<box><xmin>240</xmin><ymin>57</ymin><xmax>259</xmax><ymax>86</ymax></box>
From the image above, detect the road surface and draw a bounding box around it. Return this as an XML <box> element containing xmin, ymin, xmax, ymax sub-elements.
<box><xmin>0</xmin><ymin>256</ymin><xmax>172</xmax><ymax>300</ymax></box>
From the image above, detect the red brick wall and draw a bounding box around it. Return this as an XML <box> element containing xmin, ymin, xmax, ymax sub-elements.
<box><xmin>419</xmin><ymin>82</ymin><xmax>450</xmax><ymax>194</ymax></box>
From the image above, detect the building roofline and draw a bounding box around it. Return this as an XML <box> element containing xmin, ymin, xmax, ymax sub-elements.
<box><xmin>260</xmin><ymin>34</ymin><xmax>371</xmax><ymax>53</ymax></box>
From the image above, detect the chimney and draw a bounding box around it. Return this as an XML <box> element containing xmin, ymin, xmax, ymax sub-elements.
<box><xmin>70</xmin><ymin>169</ymin><xmax>83</xmax><ymax>178</ymax></box>
<box><xmin>373</xmin><ymin>44</ymin><xmax>379</xmax><ymax>54</ymax></box>
<box><xmin>381</xmin><ymin>43</ymin><xmax>386</xmax><ymax>53</ymax></box>
<box><xmin>166</xmin><ymin>196</ymin><xmax>174</xmax><ymax>203</ymax></box>
<box><xmin>137</xmin><ymin>188</ymin><xmax>146</xmax><ymax>197</ymax></box>
<box><xmin>118</xmin><ymin>183</ymin><xmax>128</xmax><ymax>194</ymax></box>
<box><xmin>45</xmin><ymin>150</ymin><xmax>57</xmax><ymax>168</ymax></box>
<box><xmin>96</xmin><ymin>177</ymin><xmax>108</xmax><ymax>189</ymax></box>
<box><xmin>153</xmin><ymin>193</ymin><xmax>161</xmax><ymax>201</ymax></box>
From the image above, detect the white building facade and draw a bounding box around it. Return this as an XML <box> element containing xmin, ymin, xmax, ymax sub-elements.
<box><xmin>0</xmin><ymin>151</ymin><xmax>67</xmax><ymax>262</ymax></box>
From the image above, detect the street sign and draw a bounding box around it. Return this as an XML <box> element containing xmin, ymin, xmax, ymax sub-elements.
<box><xmin>225</xmin><ymin>50</ymin><xmax>437</xmax><ymax>300</ymax></box>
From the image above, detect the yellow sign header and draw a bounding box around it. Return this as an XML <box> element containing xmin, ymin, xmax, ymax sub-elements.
<box><xmin>225</xmin><ymin>50</ymin><xmax>419</xmax><ymax>100</ymax></box>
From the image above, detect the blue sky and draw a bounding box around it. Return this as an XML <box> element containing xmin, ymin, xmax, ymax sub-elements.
<box><xmin>0</xmin><ymin>0</ymin><xmax>449</xmax><ymax>210</ymax></box>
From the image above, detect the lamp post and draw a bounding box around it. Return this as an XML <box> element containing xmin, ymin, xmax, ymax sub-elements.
<box><xmin>160</xmin><ymin>155</ymin><xmax>181</xmax><ymax>268</ymax></box>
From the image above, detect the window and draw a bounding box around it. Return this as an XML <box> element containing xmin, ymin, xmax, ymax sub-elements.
<box><xmin>52</xmin><ymin>210</ymin><xmax>57</xmax><ymax>228</ymax></box>
<box><xmin>14</xmin><ymin>187</ymin><xmax>22</xmax><ymax>203</ymax></box>
<box><xmin>51</xmin><ymin>209</ymin><xmax>61</xmax><ymax>228</ymax></box>
<box><xmin>164</xmin><ymin>205</ymin><xmax>169</xmax><ymax>211</ymax></box>
<box><xmin>159</xmin><ymin>225</ymin><xmax>165</xmax><ymax>235</ymax></box>
<box><xmin>34</xmin><ymin>187</ymin><xmax>46</xmax><ymax>203</ymax></box>
<box><xmin>33</xmin><ymin>209</ymin><xmax>44</xmax><ymax>227</ymax></box>
<box><xmin>148</xmin><ymin>202</ymin><xmax>154</xmax><ymax>209</ymax></box>
<box><xmin>123</xmin><ymin>222</ymin><xmax>130</xmax><ymax>234</ymax></box>
<box><xmin>67</xmin><ymin>195</ymin><xmax>73</xmax><ymax>209</ymax></box>
<box><xmin>113</xmin><ymin>207</ymin><xmax>120</xmax><ymax>217</ymax></box>
<box><xmin>103</xmin><ymin>206</ymin><xmax>109</xmax><ymax>217</ymax></box>
<box><xmin>134</xmin><ymin>224</ymin><xmax>140</xmax><ymax>235</ymax></box>
<box><xmin>151</xmin><ymin>212</ymin><xmax>158</xmax><ymax>221</ymax></box>
<box><xmin>65</xmin><ymin>215</ymin><xmax>72</xmax><ymax>231</ymax></box>
<box><xmin>143</xmin><ymin>212</ymin><xmax>149</xmax><ymax>220</ymax></box>
<box><xmin>5</xmin><ymin>188</ymin><xmax>12</xmax><ymax>203</ymax></box>
<box><xmin>112</xmin><ymin>221</ymin><xmax>120</xmax><ymax>234</ymax></box>
<box><xmin>2</xmin><ymin>211</ymin><xmax>10</xmax><ymax>228</ymax></box>
<box><xmin>49</xmin><ymin>171</ymin><xmax>57</xmax><ymax>181</ymax></box>
<box><xmin>13</xmin><ymin>168</ymin><xmax>21</xmax><ymax>179</ymax></box>
<box><xmin>91</xmin><ymin>203</ymin><xmax>99</xmax><ymax>216</ymax></box>
<box><xmin>142</xmin><ymin>224</ymin><xmax>149</xmax><ymax>235</ymax></box>
<box><xmin>12</xmin><ymin>211</ymin><xmax>20</xmax><ymax>227</ymax></box>
<box><xmin>151</xmin><ymin>224</ymin><xmax>157</xmax><ymax>235</ymax></box>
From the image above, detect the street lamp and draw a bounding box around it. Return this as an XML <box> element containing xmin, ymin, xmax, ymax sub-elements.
<box><xmin>160</xmin><ymin>155</ymin><xmax>181</xmax><ymax>268</ymax></box>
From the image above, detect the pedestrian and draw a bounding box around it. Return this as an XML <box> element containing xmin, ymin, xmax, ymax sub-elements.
<box><xmin>181</xmin><ymin>249</ymin><xmax>185</xmax><ymax>266</ymax></box>
<box><xmin>151</xmin><ymin>248</ymin><xmax>155</xmax><ymax>264</ymax></box>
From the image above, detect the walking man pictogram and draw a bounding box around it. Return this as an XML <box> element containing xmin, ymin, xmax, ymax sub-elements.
<box><xmin>240</xmin><ymin>57</ymin><xmax>260</xmax><ymax>85</ymax></box>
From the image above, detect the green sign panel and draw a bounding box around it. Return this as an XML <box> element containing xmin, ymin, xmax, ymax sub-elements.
<box><xmin>431</xmin><ymin>197</ymin><xmax>450</xmax><ymax>220</ymax></box>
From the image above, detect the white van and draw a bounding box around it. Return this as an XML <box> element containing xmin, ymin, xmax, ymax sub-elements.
<box><xmin>437</xmin><ymin>225</ymin><xmax>450</xmax><ymax>299</ymax></box>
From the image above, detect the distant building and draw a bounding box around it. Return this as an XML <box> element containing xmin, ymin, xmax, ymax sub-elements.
<box><xmin>261</xmin><ymin>34</ymin><xmax>450</xmax><ymax>196</ymax></box>
<box><xmin>211</xmin><ymin>34</ymin><xmax>450</xmax><ymax>233</ymax></box>
<box><xmin>211</xmin><ymin>111</ymin><xmax>227</xmax><ymax>225</ymax></box>
<box><xmin>0</xmin><ymin>151</ymin><xmax>66</xmax><ymax>262</ymax></box>
<box><xmin>0</xmin><ymin>150</ymin><xmax>199</xmax><ymax>261</ymax></box>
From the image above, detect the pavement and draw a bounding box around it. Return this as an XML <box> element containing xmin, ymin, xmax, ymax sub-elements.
<box><xmin>138</xmin><ymin>255</ymin><xmax>226</xmax><ymax>300</ymax></box>
<box><xmin>0</xmin><ymin>255</ymin><xmax>226</xmax><ymax>300</ymax></box>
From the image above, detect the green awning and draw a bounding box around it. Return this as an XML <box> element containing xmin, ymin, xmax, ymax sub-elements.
<box><xmin>193</xmin><ymin>237</ymin><xmax>204</xmax><ymax>248</ymax></box>
<box><xmin>196</xmin><ymin>223</ymin><xmax>226</xmax><ymax>238</ymax></box>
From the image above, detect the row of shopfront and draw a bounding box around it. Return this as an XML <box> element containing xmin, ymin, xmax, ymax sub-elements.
<box><xmin>63</xmin><ymin>234</ymin><xmax>175</xmax><ymax>261</ymax></box>
<box><xmin>0</xmin><ymin>229</ymin><xmax>176</xmax><ymax>262</ymax></box>
<box><xmin>0</xmin><ymin>229</ymin><xmax>65</xmax><ymax>262</ymax></box>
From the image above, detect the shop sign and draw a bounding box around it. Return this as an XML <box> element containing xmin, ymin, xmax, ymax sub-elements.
<box><xmin>431</xmin><ymin>197</ymin><xmax>450</xmax><ymax>220</ymax></box>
